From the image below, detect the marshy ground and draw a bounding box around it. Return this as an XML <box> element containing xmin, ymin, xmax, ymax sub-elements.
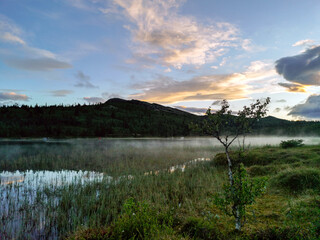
<box><xmin>0</xmin><ymin>137</ymin><xmax>319</xmax><ymax>239</ymax></box>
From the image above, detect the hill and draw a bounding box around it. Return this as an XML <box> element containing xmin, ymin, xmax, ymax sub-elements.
<box><xmin>1</xmin><ymin>98</ymin><xmax>320</xmax><ymax>137</ymax></box>
<box><xmin>0</xmin><ymin>98</ymin><xmax>200</xmax><ymax>138</ymax></box>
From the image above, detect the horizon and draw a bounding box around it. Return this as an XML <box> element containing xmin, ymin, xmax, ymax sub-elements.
<box><xmin>2</xmin><ymin>0</ymin><xmax>320</xmax><ymax>120</ymax></box>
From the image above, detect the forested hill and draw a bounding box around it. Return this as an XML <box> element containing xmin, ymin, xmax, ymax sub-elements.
<box><xmin>0</xmin><ymin>98</ymin><xmax>200</xmax><ymax>138</ymax></box>
<box><xmin>1</xmin><ymin>98</ymin><xmax>320</xmax><ymax>138</ymax></box>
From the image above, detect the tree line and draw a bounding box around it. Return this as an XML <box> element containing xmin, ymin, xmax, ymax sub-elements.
<box><xmin>1</xmin><ymin>98</ymin><xmax>320</xmax><ymax>138</ymax></box>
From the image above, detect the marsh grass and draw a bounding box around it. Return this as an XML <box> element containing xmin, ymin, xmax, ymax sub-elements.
<box><xmin>1</xmin><ymin>139</ymin><xmax>320</xmax><ymax>239</ymax></box>
<box><xmin>67</xmin><ymin>145</ymin><xmax>320</xmax><ymax>239</ymax></box>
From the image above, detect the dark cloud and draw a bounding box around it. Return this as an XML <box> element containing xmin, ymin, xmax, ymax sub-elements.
<box><xmin>283</xmin><ymin>106</ymin><xmax>292</xmax><ymax>111</ymax></box>
<box><xmin>278</xmin><ymin>82</ymin><xmax>305</xmax><ymax>92</ymax></box>
<box><xmin>101</xmin><ymin>92</ymin><xmax>123</xmax><ymax>100</ymax></box>
<box><xmin>212</xmin><ymin>100</ymin><xmax>222</xmax><ymax>105</ymax></box>
<box><xmin>50</xmin><ymin>90</ymin><xmax>73</xmax><ymax>97</ymax></box>
<box><xmin>276</xmin><ymin>99</ymin><xmax>286</xmax><ymax>103</ymax></box>
<box><xmin>288</xmin><ymin>95</ymin><xmax>320</xmax><ymax>119</ymax></box>
<box><xmin>273</xmin><ymin>108</ymin><xmax>281</xmax><ymax>113</ymax></box>
<box><xmin>74</xmin><ymin>71</ymin><xmax>98</xmax><ymax>88</ymax></box>
<box><xmin>83</xmin><ymin>92</ymin><xmax>123</xmax><ymax>104</ymax></box>
<box><xmin>275</xmin><ymin>46</ymin><xmax>320</xmax><ymax>85</ymax></box>
<box><xmin>3</xmin><ymin>57</ymin><xmax>72</xmax><ymax>71</ymax></box>
<box><xmin>174</xmin><ymin>106</ymin><xmax>208</xmax><ymax>115</ymax></box>
<box><xmin>83</xmin><ymin>97</ymin><xmax>105</xmax><ymax>104</ymax></box>
<box><xmin>0</xmin><ymin>92</ymin><xmax>30</xmax><ymax>101</ymax></box>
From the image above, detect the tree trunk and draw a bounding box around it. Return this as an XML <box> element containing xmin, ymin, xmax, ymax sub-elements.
<box><xmin>235</xmin><ymin>207</ymin><xmax>241</xmax><ymax>231</ymax></box>
<box><xmin>226</xmin><ymin>148</ymin><xmax>241</xmax><ymax>230</ymax></box>
<box><xmin>225</xmin><ymin>148</ymin><xmax>234</xmax><ymax>186</ymax></box>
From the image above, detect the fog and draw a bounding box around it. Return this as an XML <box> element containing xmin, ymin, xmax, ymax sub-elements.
<box><xmin>1</xmin><ymin>136</ymin><xmax>320</xmax><ymax>161</ymax></box>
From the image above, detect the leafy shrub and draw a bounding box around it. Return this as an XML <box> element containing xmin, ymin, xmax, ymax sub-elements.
<box><xmin>111</xmin><ymin>198</ymin><xmax>171</xmax><ymax>239</ymax></box>
<box><xmin>280</xmin><ymin>139</ymin><xmax>304</xmax><ymax>149</ymax></box>
<box><xmin>213</xmin><ymin>164</ymin><xmax>267</xmax><ymax>230</ymax></box>
<box><xmin>271</xmin><ymin>168</ymin><xmax>320</xmax><ymax>193</ymax></box>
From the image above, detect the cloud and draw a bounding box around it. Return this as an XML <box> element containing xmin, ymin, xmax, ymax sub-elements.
<box><xmin>101</xmin><ymin>92</ymin><xmax>123</xmax><ymax>99</ymax></box>
<box><xmin>212</xmin><ymin>100</ymin><xmax>222</xmax><ymax>105</ymax></box>
<box><xmin>0</xmin><ymin>92</ymin><xmax>30</xmax><ymax>101</ymax></box>
<box><xmin>83</xmin><ymin>92</ymin><xmax>122</xmax><ymax>104</ymax></box>
<box><xmin>0</xmin><ymin>32</ymin><xmax>25</xmax><ymax>45</ymax></box>
<box><xmin>278</xmin><ymin>82</ymin><xmax>306</xmax><ymax>92</ymax></box>
<box><xmin>131</xmin><ymin>60</ymin><xmax>276</xmax><ymax>104</ymax></box>
<box><xmin>276</xmin><ymin>99</ymin><xmax>286</xmax><ymax>103</ymax></box>
<box><xmin>0</xmin><ymin>14</ymin><xmax>72</xmax><ymax>71</ymax></box>
<box><xmin>292</xmin><ymin>39</ymin><xmax>315</xmax><ymax>47</ymax></box>
<box><xmin>83</xmin><ymin>97</ymin><xmax>105</xmax><ymax>104</ymax></box>
<box><xmin>288</xmin><ymin>94</ymin><xmax>320</xmax><ymax>119</ymax></box>
<box><xmin>3</xmin><ymin>57</ymin><xmax>71</xmax><ymax>71</ymax></box>
<box><xmin>66</xmin><ymin>0</ymin><xmax>104</xmax><ymax>11</ymax></box>
<box><xmin>74</xmin><ymin>71</ymin><xmax>98</xmax><ymax>88</ymax></box>
<box><xmin>50</xmin><ymin>90</ymin><xmax>73</xmax><ymax>97</ymax></box>
<box><xmin>283</xmin><ymin>106</ymin><xmax>292</xmax><ymax>111</ymax></box>
<box><xmin>273</xmin><ymin>107</ymin><xmax>281</xmax><ymax>113</ymax></box>
<box><xmin>275</xmin><ymin>45</ymin><xmax>320</xmax><ymax>86</ymax></box>
<box><xmin>0</xmin><ymin>14</ymin><xmax>22</xmax><ymax>39</ymax></box>
<box><xmin>102</xmin><ymin>0</ymin><xmax>241</xmax><ymax>69</ymax></box>
<box><xmin>66</xmin><ymin>0</ymin><xmax>93</xmax><ymax>10</ymax></box>
<box><xmin>174</xmin><ymin>105</ymin><xmax>207</xmax><ymax>115</ymax></box>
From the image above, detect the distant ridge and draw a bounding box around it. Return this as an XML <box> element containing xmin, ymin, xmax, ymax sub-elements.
<box><xmin>0</xmin><ymin>98</ymin><xmax>319</xmax><ymax>138</ymax></box>
<box><xmin>105</xmin><ymin>98</ymin><xmax>194</xmax><ymax>116</ymax></box>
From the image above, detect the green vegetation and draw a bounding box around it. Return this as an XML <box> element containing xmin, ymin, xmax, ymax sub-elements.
<box><xmin>1</xmin><ymin>140</ymin><xmax>320</xmax><ymax>239</ymax></box>
<box><xmin>66</xmin><ymin>145</ymin><xmax>320</xmax><ymax>239</ymax></box>
<box><xmin>280</xmin><ymin>139</ymin><xmax>304</xmax><ymax>148</ymax></box>
<box><xmin>1</xmin><ymin>98</ymin><xmax>320</xmax><ymax>137</ymax></box>
<box><xmin>271</xmin><ymin>168</ymin><xmax>320</xmax><ymax>193</ymax></box>
<box><xmin>213</xmin><ymin>163</ymin><xmax>268</xmax><ymax>230</ymax></box>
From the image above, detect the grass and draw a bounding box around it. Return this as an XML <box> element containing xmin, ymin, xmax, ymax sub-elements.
<box><xmin>65</xmin><ymin>145</ymin><xmax>320</xmax><ymax>239</ymax></box>
<box><xmin>1</xmin><ymin>139</ymin><xmax>320</xmax><ymax>239</ymax></box>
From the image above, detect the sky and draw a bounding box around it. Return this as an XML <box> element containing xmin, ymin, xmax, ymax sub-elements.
<box><xmin>2</xmin><ymin>0</ymin><xmax>320</xmax><ymax>120</ymax></box>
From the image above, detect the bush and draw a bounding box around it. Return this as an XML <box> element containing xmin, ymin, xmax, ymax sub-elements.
<box><xmin>280</xmin><ymin>139</ymin><xmax>304</xmax><ymax>149</ymax></box>
<box><xmin>111</xmin><ymin>198</ymin><xmax>159</xmax><ymax>239</ymax></box>
<box><xmin>271</xmin><ymin>168</ymin><xmax>320</xmax><ymax>193</ymax></box>
<box><xmin>111</xmin><ymin>198</ymin><xmax>173</xmax><ymax>239</ymax></box>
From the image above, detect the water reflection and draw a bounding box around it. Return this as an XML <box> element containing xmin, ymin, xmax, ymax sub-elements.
<box><xmin>0</xmin><ymin>170</ymin><xmax>106</xmax><ymax>239</ymax></box>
